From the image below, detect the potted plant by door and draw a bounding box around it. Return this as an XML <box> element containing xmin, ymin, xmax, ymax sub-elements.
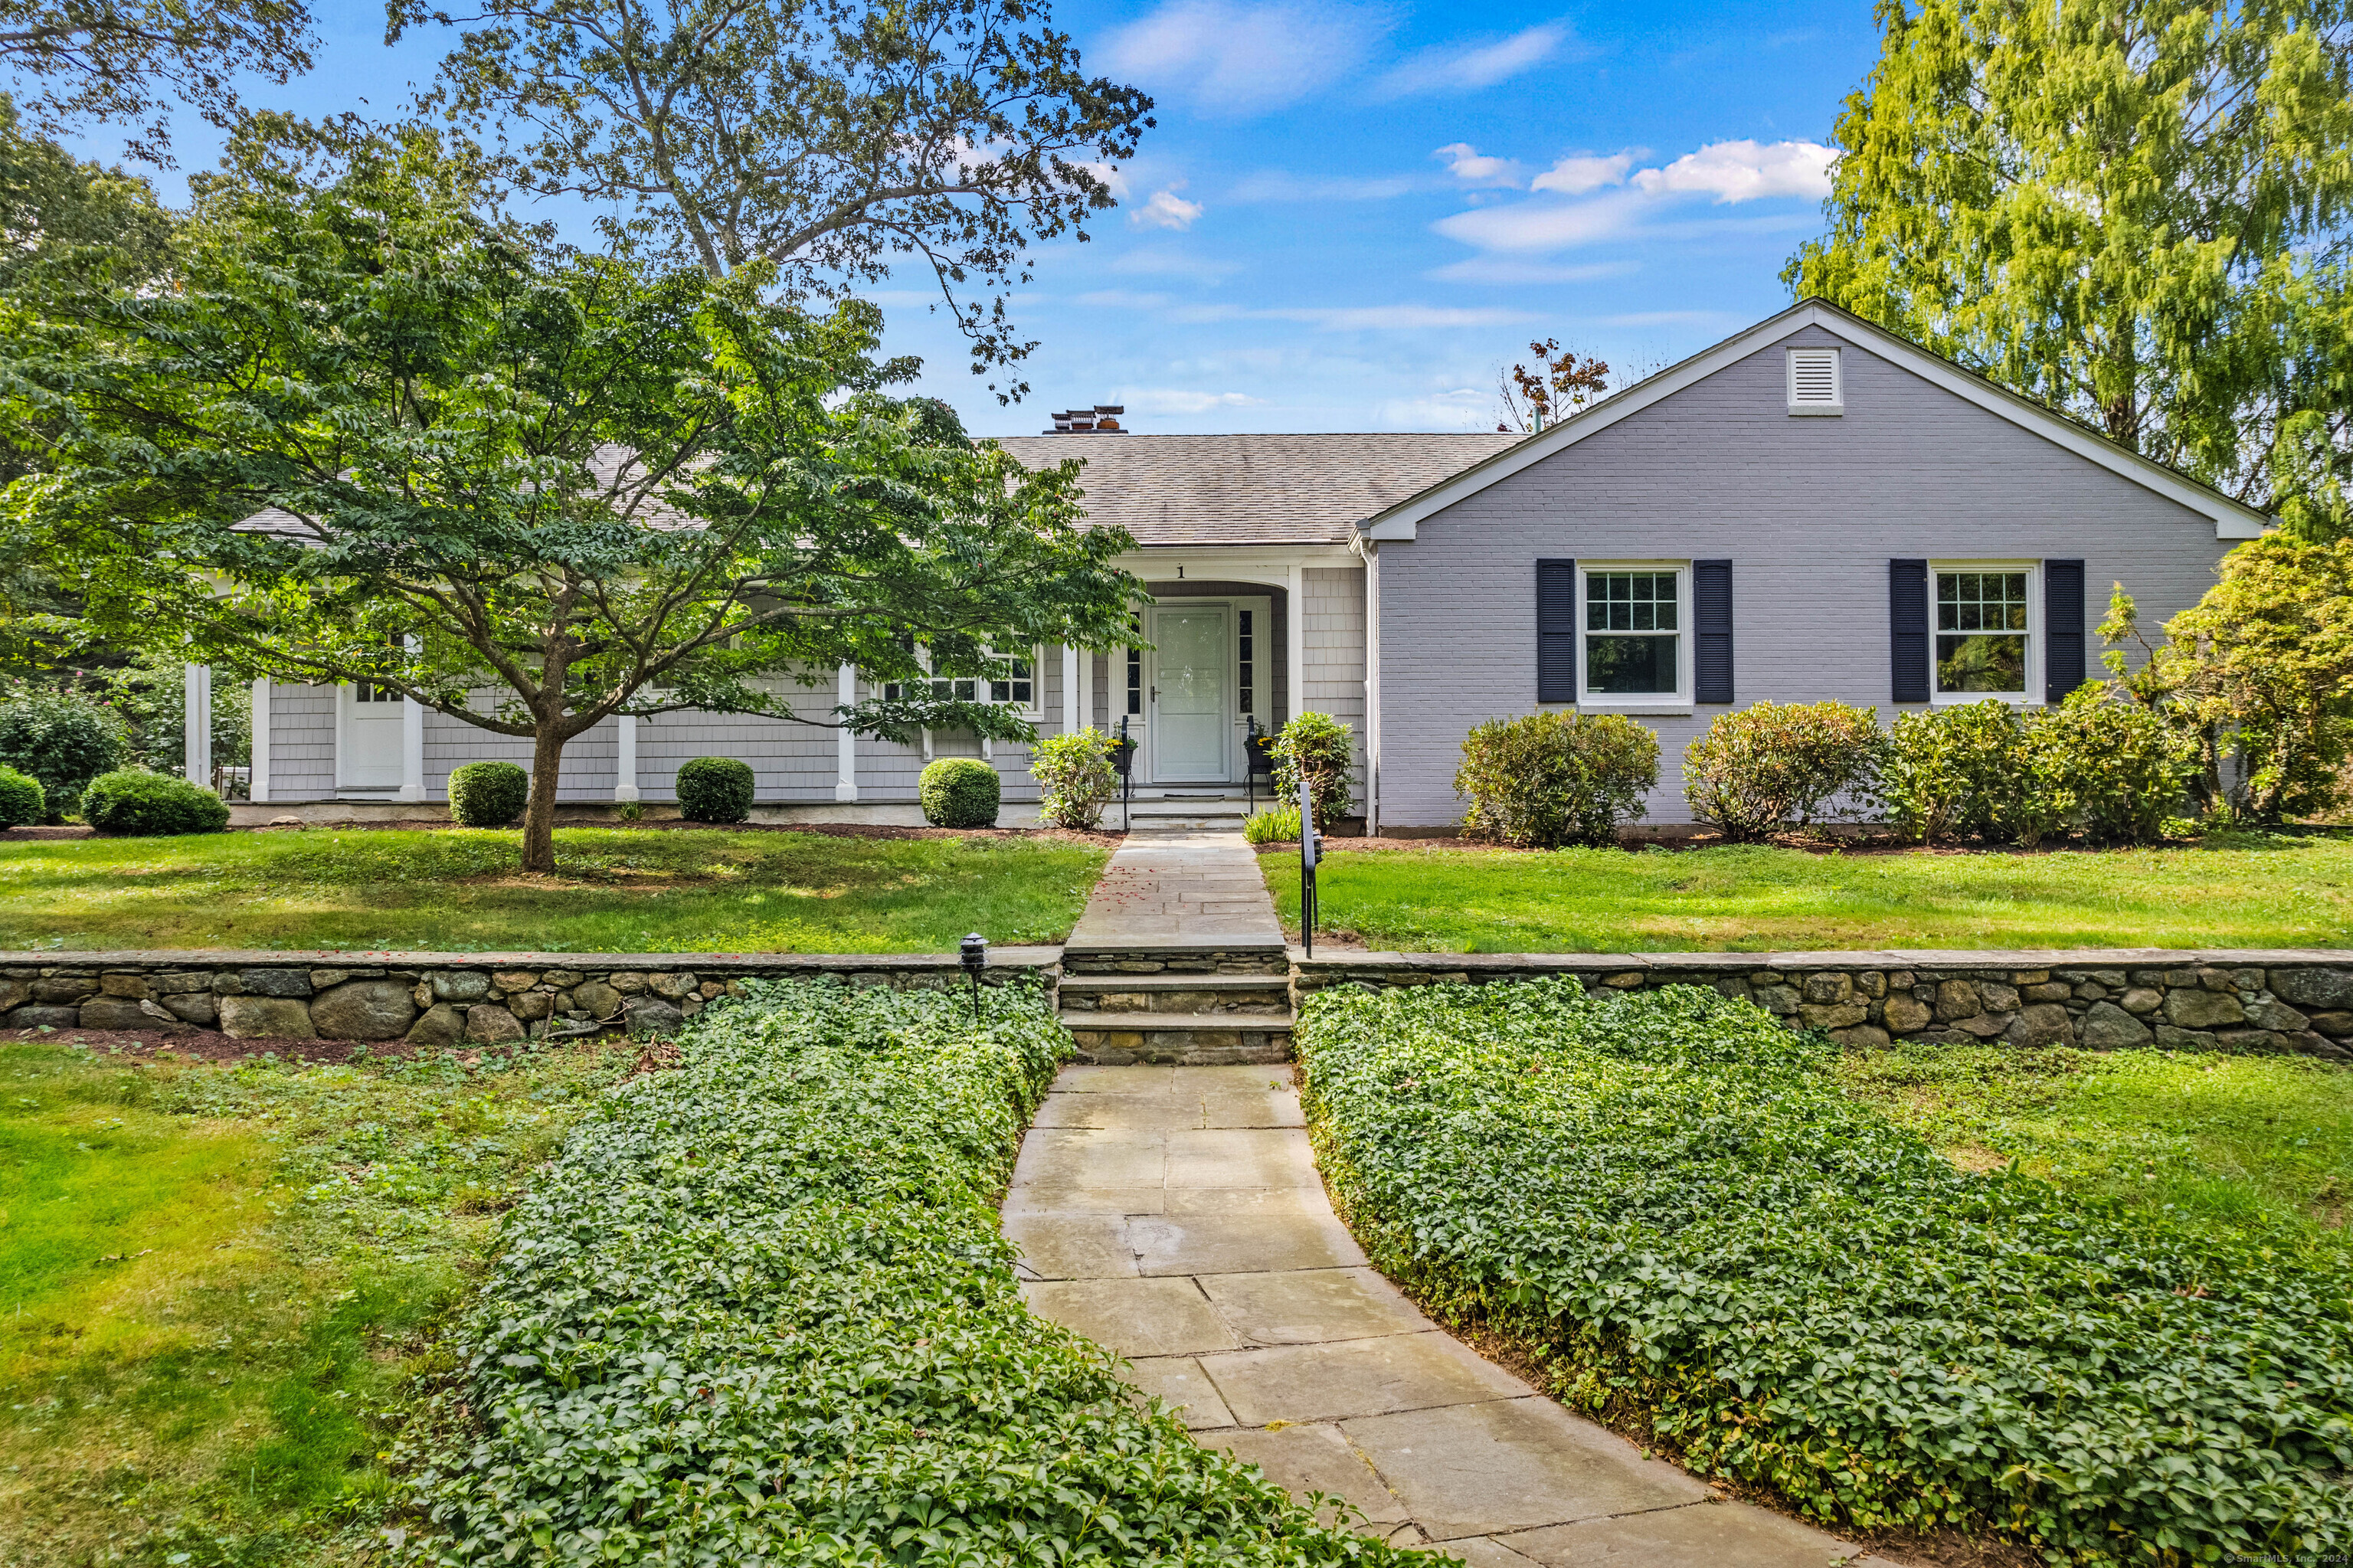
<box><xmin>1245</xmin><ymin>719</ymin><xmax>1276</xmax><ymax>809</ymax></box>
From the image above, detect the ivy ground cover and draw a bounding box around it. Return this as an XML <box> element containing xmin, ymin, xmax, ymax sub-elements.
<box><xmin>0</xmin><ymin>827</ymin><xmax>1106</xmax><ymax>952</ymax></box>
<box><xmin>403</xmin><ymin>979</ymin><xmax>1418</xmax><ymax>1566</ymax></box>
<box><xmin>1263</xmin><ymin>833</ymin><xmax>2353</xmax><ymax>951</ymax></box>
<box><xmin>1296</xmin><ymin>980</ymin><xmax>2353</xmax><ymax>1563</ymax></box>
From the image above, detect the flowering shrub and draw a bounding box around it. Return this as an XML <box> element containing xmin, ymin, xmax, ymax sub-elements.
<box><xmin>1271</xmin><ymin>710</ymin><xmax>1354</xmax><ymax>828</ymax></box>
<box><xmin>1298</xmin><ymin>979</ymin><xmax>2353</xmax><ymax>1563</ymax></box>
<box><xmin>1455</xmin><ymin>711</ymin><xmax>1658</xmax><ymax>848</ymax></box>
<box><xmin>1029</xmin><ymin>728</ymin><xmax>1119</xmax><ymax>828</ymax></box>
<box><xmin>1680</xmin><ymin>700</ymin><xmax>1883</xmax><ymax>841</ymax></box>
<box><xmin>404</xmin><ymin>980</ymin><xmax>1415</xmax><ymax>1567</ymax></box>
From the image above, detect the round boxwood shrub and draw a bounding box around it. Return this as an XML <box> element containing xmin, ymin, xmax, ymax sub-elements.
<box><xmin>676</xmin><ymin>756</ymin><xmax>756</xmax><ymax>823</ymax></box>
<box><xmin>449</xmin><ymin>761</ymin><xmax>530</xmax><ymax>827</ymax></box>
<box><xmin>0</xmin><ymin>765</ymin><xmax>46</xmax><ymax>828</ymax></box>
<box><xmin>919</xmin><ymin>757</ymin><xmax>1000</xmax><ymax>828</ymax></box>
<box><xmin>81</xmin><ymin>770</ymin><xmax>231</xmax><ymax>836</ymax></box>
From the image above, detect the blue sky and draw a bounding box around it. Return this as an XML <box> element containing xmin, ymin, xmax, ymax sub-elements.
<box><xmin>47</xmin><ymin>1</ymin><xmax>1888</xmax><ymax>438</ymax></box>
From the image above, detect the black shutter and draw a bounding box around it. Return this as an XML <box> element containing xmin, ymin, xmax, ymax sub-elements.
<box><xmin>1693</xmin><ymin>560</ymin><xmax>1733</xmax><ymax>704</ymax></box>
<box><xmin>1537</xmin><ymin>558</ymin><xmax>1576</xmax><ymax>702</ymax></box>
<box><xmin>1890</xmin><ymin>559</ymin><xmax>1929</xmax><ymax>703</ymax></box>
<box><xmin>2044</xmin><ymin>558</ymin><xmax>2086</xmax><ymax>702</ymax></box>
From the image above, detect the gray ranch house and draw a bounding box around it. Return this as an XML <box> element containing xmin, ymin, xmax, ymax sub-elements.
<box><xmin>227</xmin><ymin>300</ymin><xmax>2265</xmax><ymax>831</ymax></box>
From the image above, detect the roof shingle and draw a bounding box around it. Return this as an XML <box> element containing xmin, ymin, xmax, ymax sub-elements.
<box><xmin>993</xmin><ymin>432</ymin><xmax>1522</xmax><ymax>546</ymax></box>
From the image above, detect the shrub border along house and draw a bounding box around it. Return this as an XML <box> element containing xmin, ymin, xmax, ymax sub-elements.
<box><xmin>401</xmin><ymin>978</ymin><xmax>1421</xmax><ymax>1567</ymax></box>
<box><xmin>1295</xmin><ymin>979</ymin><xmax>2353</xmax><ymax>1563</ymax></box>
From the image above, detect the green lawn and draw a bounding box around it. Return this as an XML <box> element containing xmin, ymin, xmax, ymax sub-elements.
<box><xmin>1268</xmin><ymin>832</ymin><xmax>2353</xmax><ymax>951</ymax></box>
<box><xmin>0</xmin><ymin>827</ymin><xmax>1108</xmax><ymax>953</ymax></box>
<box><xmin>1839</xmin><ymin>1043</ymin><xmax>2353</xmax><ymax>1262</ymax></box>
<box><xmin>0</xmin><ymin>1036</ymin><xmax>634</xmax><ymax>1568</ymax></box>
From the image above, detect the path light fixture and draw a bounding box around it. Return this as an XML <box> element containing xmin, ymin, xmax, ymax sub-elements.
<box><xmin>1298</xmin><ymin>773</ymin><xmax>1319</xmax><ymax>959</ymax></box>
<box><xmin>960</xmin><ymin>931</ymin><xmax>988</xmax><ymax>1022</ymax></box>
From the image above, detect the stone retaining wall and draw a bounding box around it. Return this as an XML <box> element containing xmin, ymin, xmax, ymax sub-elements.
<box><xmin>1290</xmin><ymin>948</ymin><xmax>2353</xmax><ymax>1059</ymax></box>
<box><xmin>5</xmin><ymin>948</ymin><xmax>1060</xmax><ymax>1043</ymax></box>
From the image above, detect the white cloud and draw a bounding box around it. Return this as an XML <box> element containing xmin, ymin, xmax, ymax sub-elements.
<box><xmin>1132</xmin><ymin>185</ymin><xmax>1205</xmax><ymax>230</ymax></box>
<box><xmin>1433</xmin><ymin>188</ymin><xmax>1652</xmax><ymax>252</ymax></box>
<box><xmin>1432</xmin><ymin>137</ymin><xmax>1840</xmax><ymax>260</ymax></box>
<box><xmin>1426</xmin><ymin>256</ymin><xmax>1638</xmax><ymax>285</ymax></box>
<box><xmin>1432</xmin><ymin>142</ymin><xmax>1524</xmax><ymax>188</ymax></box>
<box><xmin>1100</xmin><ymin>1</ymin><xmax>1382</xmax><ymax>114</ymax></box>
<box><xmin>1226</xmin><ymin>169</ymin><xmax>1414</xmax><ymax>202</ymax></box>
<box><xmin>1530</xmin><ymin>151</ymin><xmax>1638</xmax><ymax>195</ymax></box>
<box><xmin>1630</xmin><ymin>139</ymin><xmax>1837</xmax><ymax>202</ymax></box>
<box><xmin>1124</xmin><ymin>388</ymin><xmax>1271</xmax><ymax>414</ymax></box>
<box><xmin>1379</xmin><ymin>22</ymin><xmax>1573</xmax><ymax>95</ymax></box>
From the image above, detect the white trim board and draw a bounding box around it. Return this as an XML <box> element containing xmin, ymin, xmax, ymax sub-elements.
<box><xmin>1356</xmin><ymin>300</ymin><xmax>2270</xmax><ymax>543</ymax></box>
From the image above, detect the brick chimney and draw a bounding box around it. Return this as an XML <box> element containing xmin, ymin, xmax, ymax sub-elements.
<box><xmin>1045</xmin><ymin>404</ymin><xmax>1127</xmax><ymax>434</ymax></box>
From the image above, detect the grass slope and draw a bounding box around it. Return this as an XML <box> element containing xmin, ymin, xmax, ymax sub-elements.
<box><xmin>0</xmin><ymin>828</ymin><xmax>1108</xmax><ymax>953</ymax></box>
<box><xmin>1268</xmin><ymin>833</ymin><xmax>2353</xmax><ymax>951</ymax></box>
<box><xmin>1298</xmin><ymin>980</ymin><xmax>2353</xmax><ymax>1563</ymax></box>
<box><xmin>1841</xmin><ymin>1043</ymin><xmax>2353</xmax><ymax>1260</ymax></box>
<box><xmin>404</xmin><ymin>979</ymin><xmax>1413</xmax><ymax>1566</ymax></box>
<box><xmin>0</xmin><ymin>1037</ymin><xmax>634</xmax><ymax>1567</ymax></box>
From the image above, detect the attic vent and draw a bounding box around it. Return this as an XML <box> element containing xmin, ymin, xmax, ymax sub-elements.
<box><xmin>1787</xmin><ymin>347</ymin><xmax>1842</xmax><ymax>415</ymax></box>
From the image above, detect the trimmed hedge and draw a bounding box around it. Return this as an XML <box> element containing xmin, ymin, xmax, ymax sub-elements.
<box><xmin>676</xmin><ymin>755</ymin><xmax>755</xmax><ymax>823</ymax></box>
<box><xmin>0</xmin><ymin>764</ymin><xmax>44</xmax><ymax>828</ymax></box>
<box><xmin>918</xmin><ymin>756</ymin><xmax>1000</xmax><ymax>827</ymax></box>
<box><xmin>80</xmin><ymin>769</ymin><xmax>229</xmax><ymax>835</ymax></box>
<box><xmin>404</xmin><ymin>980</ymin><xmax>1409</xmax><ymax>1566</ymax></box>
<box><xmin>1455</xmin><ymin>710</ymin><xmax>1658</xmax><ymax>848</ymax></box>
<box><xmin>1297</xmin><ymin>980</ymin><xmax>2353</xmax><ymax>1563</ymax></box>
<box><xmin>447</xmin><ymin>761</ymin><xmax>529</xmax><ymax>827</ymax></box>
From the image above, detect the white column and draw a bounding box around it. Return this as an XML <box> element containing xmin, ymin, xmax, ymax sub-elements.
<box><xmin>182</xmin><ymin>663</ymin><xmax>212</xmax><ymax>786</ymax></box>
<box><xmin>248</xmin><ymin>679</ymin><xmax>270</xmax><ymax>803</ymax></box>
<box><xmin>398</xmin><ymin>636</ymin><xmax>427</xmax><ymax>802</ymax></box>
<box><xmin>835</xmin><ymin>663</ymin><xmax>859</xmax><ymax>801</ymax></box>
<box><xmin>1079</xmin><ymin>647</ymin><xmax>1095</xmax><ymax>732</ymax></box>
<box><xmin>614</xmin><ymin>714</ymin><xmax>640</xmax><ymax>802</ymax></box>
<box><xmin>1286</xmin><ymin>564</ymin><xmax>1307</xmax><ymax>726</ymax></box>
<box><xmin>1362</xmin><ymin>545</ymin><xmax>1380</xmax><ymax>837</ymax></box>
<box><xmin>1062</xmin><ymin>643</ymin><xmax>1080</xmax><ymax>733</ymax></box>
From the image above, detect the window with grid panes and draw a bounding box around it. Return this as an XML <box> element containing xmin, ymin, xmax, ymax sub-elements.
<box><xmin>1583</xmin><ymin>569</ymin><xmax>1680</xmax><ymax>696</ymax></box>
<box><xmin>1237</xmin><ymin>610</ymin><xmax>1254</xmax><ymax>716</ymax></box>
<box><xmin>1935</xmin><ymin>570</ymin><xmax>2030</xmax><ymax>695</ymax></box>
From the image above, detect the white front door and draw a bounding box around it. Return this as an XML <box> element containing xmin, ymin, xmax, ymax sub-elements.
<box><xmin>338</xmin><ymin>682</ymin><xmax>404</xmax><ymax>788</ymax></box>
<box><xmin>1150</xmin><ymin>604</ymin><xmax>1232</xmax><ymax>782</ymax></box>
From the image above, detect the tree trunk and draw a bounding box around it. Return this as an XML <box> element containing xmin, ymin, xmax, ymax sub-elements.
<box><xmin>522</xmin><ymin>721</ymin><xmax>569</xmax><ymax>875</ymax></box>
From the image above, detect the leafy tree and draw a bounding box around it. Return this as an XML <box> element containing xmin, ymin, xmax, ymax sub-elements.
<box><xmin>0</xmin><ymin>127</ymin><xmax>1141</xmax><ymax>869</ymax></box>
<box><xmin>0</xmin><ymin>0</ymin><xmax>316</xmax><ymax>162</ymax></box>
<box><xmin>1494</xmin><ymin>338</ymin><xmax>1611</xmax><ymax>434</ymax></box>
<box><xmin>394</xmin><ymin>0</ymin><xmax>1153</xmax><ymax>397</ymax></box>
<box><xmin>2102</xmin><ymin>535</ymin><xmax>2353</xmax><ymax>821</ymax></box>
<box><xmin>1788</xmin><ymin>0</ymin><xmax>2353</xmax><ymax>537</ymax></box>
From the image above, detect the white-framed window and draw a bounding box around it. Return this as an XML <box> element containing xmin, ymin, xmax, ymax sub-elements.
<box><xmin>1787</xmin><ymin>346</ymin><xmax>1842</xmax><ymax>414</ymax></box>
<box><xmin>1932</xmin><ymin>561</ymin><xmax>2038</xmax><ymax>702</ymax></box>
<box><xmin>1579</xmin><ymin>562</ymin><xmax>1689</xmax><ymax>707</ymax></box>
<box><xmin>882</xmin><ymin>645</ymin><xmax>1042</xmax><ymax>717</ymax></box>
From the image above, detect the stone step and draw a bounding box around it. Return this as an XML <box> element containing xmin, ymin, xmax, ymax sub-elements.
<box><xmin>1062</xmin><ymin>944</ymin><xmax>1290</xmax><ymax>976</ymax></box>
<box><xmin>1060</xmin><ymin>1010</ymin><xmax>1295</xmax><ymax>1066</ymax></box>
<box><xmin>1060</xmin><ymin>973</ymin><xmax>1291</xmax><ymax>1016</ymax></box>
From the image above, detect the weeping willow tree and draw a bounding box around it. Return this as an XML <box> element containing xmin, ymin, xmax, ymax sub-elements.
<box><xmin>1788</xmin><ymin>0</ymin><xmax>2353</xmax><ymax>538</ymax></box>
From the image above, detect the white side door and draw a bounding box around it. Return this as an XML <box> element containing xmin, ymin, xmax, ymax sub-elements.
<box><xmin>337</xmin><ymin>681</ymin><xmax>404</xmax><ymax>788</ymax></box>
<box><xmin>1148</xmin><ymin>604</ymin><xmax>1232</xmax><ymax>783</ymax></box>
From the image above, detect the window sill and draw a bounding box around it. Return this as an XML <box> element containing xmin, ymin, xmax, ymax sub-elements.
<box><xmin>1579</xmin><ymin>702</ymin><xmax>1693</xmax><ymax>716</ymax></box>
<box><xmin>1929</xmin><ymin>692</ymin><xmax>2040</xmax><ymax>707</ymax></box>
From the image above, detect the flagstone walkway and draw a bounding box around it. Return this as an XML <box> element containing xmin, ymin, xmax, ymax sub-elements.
<box><xmin>1006</xmin><ymin>1062</ymin><xmax>1901</xmax><ymax>1566</ymax></box>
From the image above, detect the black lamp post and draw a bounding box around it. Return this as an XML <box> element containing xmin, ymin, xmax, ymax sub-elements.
<box><xmin>960</xmin><ymin>931</ymin><xmax>988</xmax><ymax>1021</ymax></box>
